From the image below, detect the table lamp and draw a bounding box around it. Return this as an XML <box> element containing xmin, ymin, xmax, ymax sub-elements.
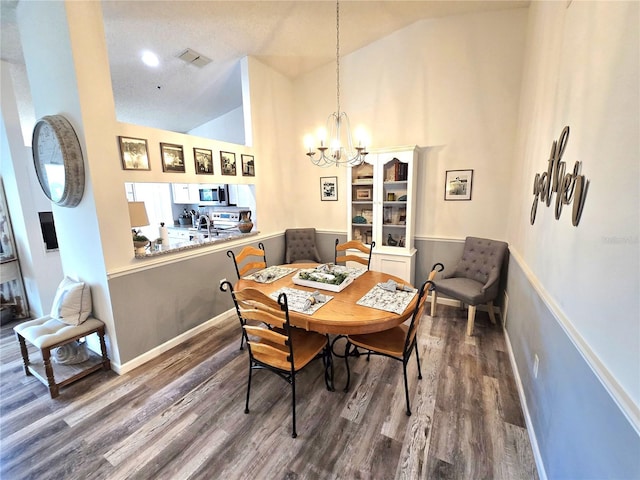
<box><xmin>128</xmin><ymin>201</ymin><xmax>150</xmax><ymax>254</ymax></box>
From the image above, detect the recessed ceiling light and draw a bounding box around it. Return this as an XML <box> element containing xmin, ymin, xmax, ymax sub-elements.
<box><xmin>141</xmin><ymin>51</ymin><xmax>159</xmax><ymax>67</ymax></box>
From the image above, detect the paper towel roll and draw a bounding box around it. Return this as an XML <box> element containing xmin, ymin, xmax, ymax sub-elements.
<box><xmin>159</xmin><ymin>225</ymin><xmax>169</xmax><ymax>247</ymax></box>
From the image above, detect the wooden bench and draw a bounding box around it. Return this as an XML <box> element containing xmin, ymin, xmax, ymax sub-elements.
<box><xmin>14</xmin><ymin>316</ymin><xmax>110</xmax><ymax>398</ymax></box>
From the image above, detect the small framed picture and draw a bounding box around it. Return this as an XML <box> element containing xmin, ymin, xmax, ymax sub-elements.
<box><xmin>160</xmin><ymin>143</ymin><xmax>185</xmax><ymax>173</ymax></box>
<box><xmin>355</xmin><ymin>188</ymin><xmax>372</xmax><ymax>200</ymax></box>
<box><xmin>241</xmin><ymin>154</ymin><xmax>255</xmax><ymax>176</ymax></box>
<box><xmin>445</xmin><ymin>169</ymin><xmax>473</xmax><ymax>201</ymax></box>
<box><xmin>119</xmin><ymin>136</ymin><xmax>150</xmax><ymax>170</ymax></box>
<box><xmin>194</xmin><ymin>148</ymin><xmax>213</xmax><ymax>175</ymax></box>
<box><xmin>320</xmin><ymin>176</ymin><xmax>338</xmax><ymax>201</ymax></box>
<box><xmin>220</xmin><ymin>151</ymin><xmax>237</xmax><ymax>176</ymax></box>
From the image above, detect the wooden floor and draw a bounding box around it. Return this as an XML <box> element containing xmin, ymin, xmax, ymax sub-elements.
<box><xmin>0</xmin><ymin>305</ymin><xmax>538</xmax><ymax>480</ymax></box>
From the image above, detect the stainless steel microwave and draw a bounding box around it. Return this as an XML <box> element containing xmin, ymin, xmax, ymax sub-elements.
<box><xmin>198</xmin><ymin>185</ymin><xmax>228</xmax><ymax>206</ymax></box>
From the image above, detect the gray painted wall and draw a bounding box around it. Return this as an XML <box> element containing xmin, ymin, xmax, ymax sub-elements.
<box><xmin>506</xmin><ymin>257</ymin><xmax>639</xmax><ymax>479</ymax></box>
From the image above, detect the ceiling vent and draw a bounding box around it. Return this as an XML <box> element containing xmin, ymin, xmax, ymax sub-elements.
<box><xmin>176</xmin><ymin>48</ymin><xmax>212</xmax><ymax>68</ymax></box>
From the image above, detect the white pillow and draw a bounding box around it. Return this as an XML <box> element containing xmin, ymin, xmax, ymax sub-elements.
<box><xmin>50</xmin><ymin>277</ymin><xmax>92</xmax><ymax>325</ymax></box>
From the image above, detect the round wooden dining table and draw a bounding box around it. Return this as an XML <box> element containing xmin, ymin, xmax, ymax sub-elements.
<box><xmin>234</xmin><ymin>263</ymin><xmax>418</xmax><ymax>336</ymax></box>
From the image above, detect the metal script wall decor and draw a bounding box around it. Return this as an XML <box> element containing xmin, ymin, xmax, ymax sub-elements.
<box><xmin>531</xmin><ymin>126</ymin><xmax>589</xmax><ymax>226</ymax></box>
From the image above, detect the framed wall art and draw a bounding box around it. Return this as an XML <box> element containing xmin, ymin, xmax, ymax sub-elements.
<box><xmin>194</xmin><ymin>147</ymin><xmax>213</xmax><ymax>175</ymax></box>
<box><xmin>355</xmin><ymin>187</ymin><xmax>372</xmax><ymax>200</ymax></box>
<box><xmin>160</xmin><ymin>143</ymin><xmax>185</xmax><ymax>173</ymax></box>
<box><xmin>119</xmin><ymin>136</ymin><xmax>150</xmax><ymax>170</ymax></box>
<box><xmin>220</xmin><ymin>151</ymin><xmax>237</xmax><ymax>176</ymax></box>
<box><xmin>444</xmin><ymin>169</ymin><xmax>473</xmax><ymax>201</ymax></box>
<box><xmin>241</xmin><ymin>154</ymin><xmax>255</xmax><ymax>176</ymax></box>
<box><xmin>320</xmin><ymin>176</ymin><xmax>338</xmax><ymax>201</ymax></box>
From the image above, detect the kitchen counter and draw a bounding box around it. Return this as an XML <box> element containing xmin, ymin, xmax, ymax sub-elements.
<box><xmin>134</xmin><ymin>229</ymin><xmax>258</xmax><ymax>259</ymax></box>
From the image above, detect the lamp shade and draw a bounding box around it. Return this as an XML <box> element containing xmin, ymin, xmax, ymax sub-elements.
<box><xmin>128</xmin><ymin>201</ymin><xmax>149</xmax><ymax>228</ymax></box>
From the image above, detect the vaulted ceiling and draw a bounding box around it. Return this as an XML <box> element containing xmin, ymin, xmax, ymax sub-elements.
<box><xmin>1</xmin><ymin>1</ymin><xmax>528</xmax><ymax>136</ymax></box>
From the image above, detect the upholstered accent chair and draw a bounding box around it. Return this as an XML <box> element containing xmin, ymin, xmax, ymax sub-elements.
<box><xmin>431</xmin><ymin>237</ymin><xmax>508</xmax><ymax>336</ymax></box>
<box><xmin>285</xmin><ymin>228</ymin><xmax>321</xmax><ymax>264</ymax></box>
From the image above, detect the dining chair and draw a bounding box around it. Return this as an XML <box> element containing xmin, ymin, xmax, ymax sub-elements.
<box><xmin>430</xmin><ymin>236</ymin><xmax>508</xmax><ymax>336</ymax></box>
<box><xmin>226</xmin><ymin>242</ymin><xmax>267</xmax><ymax>350</ymax></box>
<box><xmin>284</xmin><ymin>228</ymin><xmax>322</xmax><ymax>264</ymax></box>
<box><xmin>227</xmin><ymin>242</ymin><xmax>267</xmax><ymax>279</ymax></box>
<box><xmin>334</xmin><ymin>239</ymin><xmax>375</xmax><ymax>269</ymax></box>
<box><xmin>343</xmin><ymin>279</ymin><xmax>432</xmax><ymax>416</ymax></box>
<box><xmin>221</xmin><ymin>282</ymin><xmax>331</xmax><ymax>438</ymax></box>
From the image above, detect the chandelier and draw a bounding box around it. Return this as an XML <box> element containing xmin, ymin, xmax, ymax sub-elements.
<box><xmin>304</xmin><ymin>0</ymin><xmax>369</xmax><ymax>167</ymax></box>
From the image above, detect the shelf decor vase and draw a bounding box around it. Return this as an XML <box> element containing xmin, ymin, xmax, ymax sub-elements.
<box><xmin>238</xmin><ymin>211</ymin><xmax>253</xmax><ymax>233</ymax></box>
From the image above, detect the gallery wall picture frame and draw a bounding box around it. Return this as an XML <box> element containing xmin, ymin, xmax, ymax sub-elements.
<box><xmin>444</xmin><ymin>169</ymin><xmax>473</xmax><ymax>201</ymax></box>
<box><xmin>119</xmin><ymin>136</ymin><xmax>150</xmax><ymax>170</ymax></box>
<box><xmin>320</xmin><ymin>176</ymin><xmax>338</xmax><ymax>201</ymax></box>
<box><xmin>220</xmin><ymin>151</ymin><xmax>237</xmax><ymax>176</ymax></box>
<box><xmin>194</xmin><ymin>148</ymin><xmax>213</xmax><ymax>175</ymax></box>
<box><xmin>241</xmin><ymin>154</ymin><xmax>255</xmax><ymax>176</ymax></box>
<box><xmin>160</xmin><ymin>142</ymin><xmax>185</xmax><ymax>173</ymax></box>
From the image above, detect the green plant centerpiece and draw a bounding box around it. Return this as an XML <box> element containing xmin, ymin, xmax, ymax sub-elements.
<box><xmin>298</xmin><ymin>267</ymin><xmax>349</xmax><ymax>286</ymax></box>
<box><xmin>132</xmin><ymin>229</ymin><xmax>149</xmax><ymax>253</ymax></box>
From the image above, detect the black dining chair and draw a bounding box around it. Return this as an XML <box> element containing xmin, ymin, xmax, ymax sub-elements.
<box><xmin>343</xmin><ymin>279</ymin><xmax>433</xmax><ymax>416</ymax></box>
<box><xmin>220</xmin><ymin>281</ymin><xmax>331</xmax><ymax>438</ymax></box>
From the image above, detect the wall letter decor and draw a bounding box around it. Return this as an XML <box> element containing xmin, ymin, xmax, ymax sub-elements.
<box><xmin>531</xmin><ymin>126</ymin><xmax>589</xmax><ymax>226</ymax></box>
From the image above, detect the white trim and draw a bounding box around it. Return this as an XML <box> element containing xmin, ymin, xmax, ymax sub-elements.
<box><xmin>510</xmin><ymin>248</ymin><xmax>640</xmax><ymax>435</ymax></box>
<box><xmin>110</xmin><ymin>310</ymin><xmax>237</xmax><ymax>374</ymax></box>
<box><xmin>504</xmin><ymin>326</ymin><xmax>548</xmax><ymax>480</ymax></box>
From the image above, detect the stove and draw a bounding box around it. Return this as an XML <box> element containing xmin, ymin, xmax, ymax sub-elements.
<box><xmin>210</xmin><ymin>207</ymin><xmax>251</xmax><ymax>229</ymax></box>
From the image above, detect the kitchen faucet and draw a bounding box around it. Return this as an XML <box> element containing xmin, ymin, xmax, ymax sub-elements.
<box><xmin>197</xmin><ymin>214</ymin><xmax>211</xmax><ymax>233</ymax></box>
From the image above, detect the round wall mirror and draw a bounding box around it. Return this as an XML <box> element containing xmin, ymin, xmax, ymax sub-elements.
<box><xmin>32</xmin><ymin>115</ymin><xmax>85</xmax><ymax>207</ymax></box>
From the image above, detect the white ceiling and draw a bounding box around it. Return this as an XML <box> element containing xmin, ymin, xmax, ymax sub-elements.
<box><xmin>1</xmin><ymin>0</ymin><xmax>529</xmax><ymax>135</ymax></box>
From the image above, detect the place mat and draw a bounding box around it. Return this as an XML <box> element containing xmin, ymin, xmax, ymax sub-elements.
<box><xmin>269</xmin><ymin>287</ymin><xmax>334</xmax><ymax>315</ymax></box>
<box><xmin>243</xmin><ymin>266</ymin><xmax>297</xmax><ymax>283</ymax></box>
<box><xmin>356</xmin><ymin>284</ymin><xmax>418</xmax><ymax>315</ymax></box>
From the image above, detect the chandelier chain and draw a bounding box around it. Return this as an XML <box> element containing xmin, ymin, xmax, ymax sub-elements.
<box><xmin>336</xmin><ymin>0</ymin><xmax>340</xmax><ymax>115</ymax></box>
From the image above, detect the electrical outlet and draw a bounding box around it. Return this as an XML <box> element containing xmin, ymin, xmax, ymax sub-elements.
<box><xmin>533</xmin><ymin>354</ymin><xmax>540</xmax><ymax>378</ymax></box>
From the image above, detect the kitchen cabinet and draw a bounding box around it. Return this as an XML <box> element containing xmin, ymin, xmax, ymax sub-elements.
<box><xmin>347</xmin><ymin>145</ymin><xmax>419</xmax><ymax>284</ymax></box>
<box><xmin>171</xmin><ymin>183</ymin><xmax>199</xmax><ymax>204</ymax></box>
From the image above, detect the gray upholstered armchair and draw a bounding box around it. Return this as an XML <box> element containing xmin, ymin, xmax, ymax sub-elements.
<box><xmin>430</xmin><ymin>237</ymin><xmax>508</xmax><ymax>336</ymax></box>
<box><xmin>285</xmin><ymin>228</ymin><xmax>322</xmax><ymax>264</ymax></box>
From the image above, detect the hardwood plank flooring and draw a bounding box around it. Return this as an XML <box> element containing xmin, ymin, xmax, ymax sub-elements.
<box><xmin>0</xmin><ymin>306</ymin><xmax>538</xmax><ymax>479</ymax></box>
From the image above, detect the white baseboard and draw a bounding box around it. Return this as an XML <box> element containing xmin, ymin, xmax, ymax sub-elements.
<box><xmin>111</xmin><ymin>310</ymin><xmax>236</xmax><ymax>375</ymax></box>
<box><xmin>503</xmin><ymin>326</ymin><xmax>548</xmax><ymax>480</ymax></box>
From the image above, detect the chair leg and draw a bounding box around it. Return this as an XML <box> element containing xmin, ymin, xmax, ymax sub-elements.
<box><xmin>466</xmin><ymin>305</ymin><xmax>477</xmax><ymax>336</ymax></box>
<box><xmin>430</xmin><ymin>290</ymin><xmax>437</xmax><ymax>317</ymax></box>
<box><xmin>414</xmin><ymin>342</ymin><xmax>423</xmax><ymax>380</ymax></box>
<box><xmin>17</xmin><ymin>334</ymin><xmax>31</xmax><ymax>376</ymax></box>
<box><xmin>402</xmin><ymin>361</ymin><xmax>411</xmax><ymax>416</ymax></box>
<box><xmin>291</xmin><ymin>374</ymin><xmax>297</xmax><ymax>438</ymax></box>
<box><xmin>344</xmin><ymin>341</ymin><xmax>352</xmax><ymax>392</ymax></box>
<box><xmin>244</xmin><ymin>362</ymin><xmax>253</xmax><ymax>414</ymax></box>
<box><xmin>487</xmin><ymin>301</ymin><xmax>497</xmax><ymax>324</ymax></box>
<box><xmin>239</xmin><ymin>333</ymin><xmax>245</xmax><ymax>350</ymax></box>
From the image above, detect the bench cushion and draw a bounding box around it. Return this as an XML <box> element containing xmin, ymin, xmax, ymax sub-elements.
<box><xmin>14</xmin><ymin>316</ymin><xmax>104</xmax><ymax>349</ymax></box>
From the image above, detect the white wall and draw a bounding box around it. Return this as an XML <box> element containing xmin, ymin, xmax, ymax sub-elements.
<box><xmin>507</xmin><ymin>0</ymin><xmax>639</xmax><ymax>411</ymax></box>
<box><xmin>188</xmin><ymin>106</ymin><xmax>245</xmax><ymax>145</ymax></box>
<box><xmin>293</xmin><ymin>8</ymin><xmax>528</xmax><ymax>238</ymax></box>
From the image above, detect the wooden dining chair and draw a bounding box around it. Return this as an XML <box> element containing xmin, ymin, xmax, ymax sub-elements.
<box><xmin>334</xmin><ymin>239</ymin><xmax>375</xmax><ymax>269</ymax></box>
<box><xmin>222</xmin><ymin>283</ymin><xmax>331</xmax><ymax>438</ymax></box>
<box><xmin>343</xmin><ymin>279</ymin><xmax>433</xmax><ymax>416</ymax></box>
<box><xmin>227</xmin><ymin>242</ymin><xmax>267</xmax><ymax>279</ymax></box>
